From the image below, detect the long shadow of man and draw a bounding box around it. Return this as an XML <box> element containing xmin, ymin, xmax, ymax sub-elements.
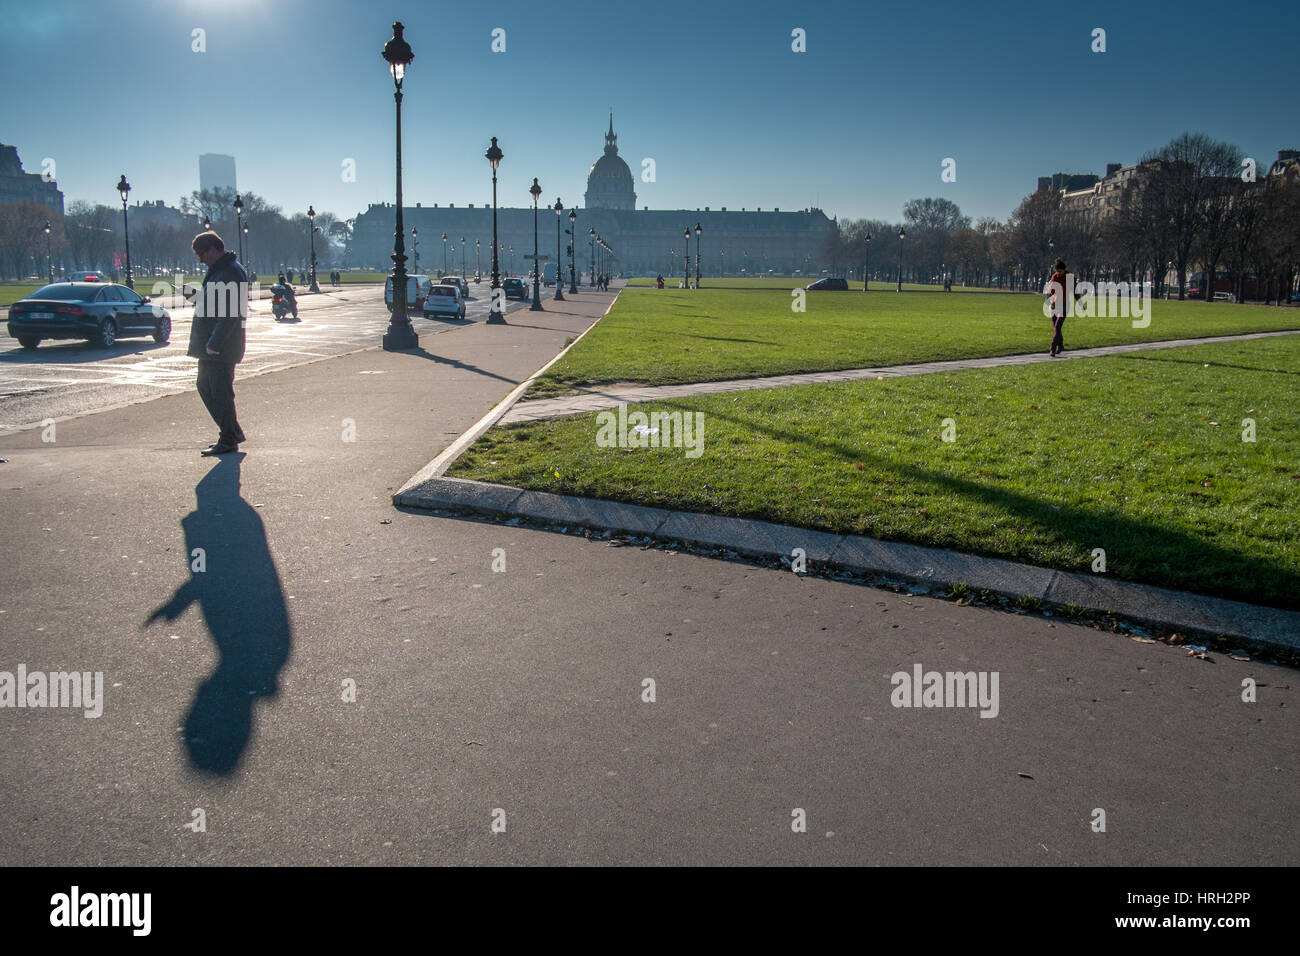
<box><xmin>145</xmin><ymin>456</ymin><xmax>291</xmax><ymax>774</ymax></box>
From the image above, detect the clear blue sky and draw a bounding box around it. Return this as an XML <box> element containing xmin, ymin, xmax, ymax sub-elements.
<box><xmin>3</xmin><ymin>0</ymin><xmax>1296</xmax><ymax>224</ymax></box>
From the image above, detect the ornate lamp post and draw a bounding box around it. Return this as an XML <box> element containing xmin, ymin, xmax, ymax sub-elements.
<box><xmin>243</xmin><ymin>223</ymin><xmax>250</xmax><ymax>272</ymax></box>
<box><xmin>233</xmin><ymin>194</ymin><xmax>244</xmax><ymax>263</ymax></box>
<box><xmin>588</xmin><ymin>227</ymin><xmax>596</xmax><ymax>286</ymax></box>
<box><xmin>694</xmin><ymin>222</ymin><xmax>702</xmax><ymax>288</ymax></box>
<box><xmin>552</xmin><ymin>198</ymin><xmax>565</xmax><ymax>301</ymax></box>
<box><xmin>307</xmin><ymin>205</ymin><xmax>321</xmax><ymax>292</ymax></box>
<box><xmin>720</xmin><ymin>249</ymin><xmax>725</xmax><ymax>278</ymax></box>
<box><xmin>475</xmin><ymin>238</ymin><xmax>481</xmax><ymax>281</ymax></box>
<box><xmin>508</xmin><ymin>245</ymin><xmax>514</xmax><ymax>274</ymax></box>
<box><xmin>459</xmin><ymin>234</ymin><xmax>466</xmax><ymax>281</ymax></box>
<box><xmin>44</xmin><ymin>221</ymin><xmax>53</xmax><ymax>283</ymax></box>
<box><xmin>566</xmin><ymin>208</ymin><xmax>578</xmax><ymax>293</ymax></box>
<box><xmin>411</xmin><ymin>227</ymin><xmax>419</xmax><ymax>274</ymax></box>
<box><xmin>203</xmin><ymin>216</ymin><xmax>211</xmax><ymax>231</ymax></box>
<box><xmin>683</xmin><ymin>227</ymin><xmax>691</xmax><ymax>288</ymax></box>
<box><xmin>863</xmin><ymin>233</ymin><xmax>871</xmax><ymax>291</ymax></box>
<box><xmin>896</xmin><ymin>227</ymin><xmax>905</xmax><ymax>292</ymax></box>
<box><xmin>529</xmin><ymin>177</ymin><xmax>543</xmax><ymax>310</ymax></box>
<box><xmin>116</xmin><ymin>174</ymin><xmax>134</xmax><ymax>289</ymax></box>
<box><xmin>441</xmin><ymin>232</ymin><xmax>447</xmax><ymax>277</ymax></box>
<box><xmin>381</xmin><ymin>20</ymin><xmax>417</xmax><ymax>351</ymax></box>
<box><xmin>486</xmin><ymin>136</ymin><xmax>504</xmax><ymax>321</ymax></box>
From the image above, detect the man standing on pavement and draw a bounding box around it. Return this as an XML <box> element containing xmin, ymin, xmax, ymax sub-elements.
<box><xmin>189</xmin><ymin>231</ymin><xmax>247</xmax><ymax>455</ymax></box>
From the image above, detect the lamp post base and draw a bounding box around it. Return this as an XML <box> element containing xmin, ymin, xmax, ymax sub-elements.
<box><xmin>382</xmin><ymin>321</ymin><xmax>419</xmax><ymax>351</ymax></box>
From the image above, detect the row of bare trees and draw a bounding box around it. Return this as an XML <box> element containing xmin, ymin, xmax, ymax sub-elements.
<box><xmin>818</xmin><ymin>132</ymin><xmax>1300</xmax><ymax>302</ymax></box>
<box><xmin>0</xmin><ymin>188</ymin><xmax>349</xmax><ymax>281</ymax></box>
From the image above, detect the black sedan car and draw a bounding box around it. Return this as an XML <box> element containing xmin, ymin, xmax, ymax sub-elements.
<box><xmin>806</xmin><ymin>277</ymin><xmax>848</xmax><ymax>290</ymax></box>
<box><xmin>7</xmin><ymin>282</ymin><xmax>171</xmax><ymax>349</ymax></box>
<box><xmin>501</xmin><ymin>277</ymin><xmax>528</xmax><ymax>300</ymax></box>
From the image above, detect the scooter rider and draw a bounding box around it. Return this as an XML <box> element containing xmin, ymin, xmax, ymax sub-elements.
<box><xmin>274</xmin><ymin>273</ymin><xmax>298</xmax><ymax>317</ymax></box>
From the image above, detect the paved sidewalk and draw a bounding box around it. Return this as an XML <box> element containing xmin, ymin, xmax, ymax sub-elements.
<box><xmin>2</xmin><ymin>285</ymin><xmax>1297</xmax><ymax>866</ymax></box>
<box><xmin>502</xmin><ymin>328</ymin><xmax>1300</xmax><ymax>424</ymax></box>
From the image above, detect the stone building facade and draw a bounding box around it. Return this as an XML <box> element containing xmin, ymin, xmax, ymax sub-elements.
<box><xmin>0</xmin><ymin>143</ymin><xmax>64</xmax><ymax>215</ymax></box>
<box><xmin>350</xmin><ymin>118</ymin><xmax>836</xmax><ymax>276</ymax></box>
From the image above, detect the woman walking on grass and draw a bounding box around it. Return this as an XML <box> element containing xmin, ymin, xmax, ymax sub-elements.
<box><xmin>1045</xmin><ymin>258</ymin><xmax>1070</xmax><ymax>356</ymax></box>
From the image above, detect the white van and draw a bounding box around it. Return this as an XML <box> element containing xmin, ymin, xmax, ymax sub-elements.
<box><xmin>385</xmin><ymin>274</ymin><xmax>432</xmax><ymax>311</ymax></box>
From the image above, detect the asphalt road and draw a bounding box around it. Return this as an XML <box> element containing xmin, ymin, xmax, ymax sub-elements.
<box><xmin>0</xmin><ymin>282</ymin><xmax>529</xmax><ymax>434</ymax></box>
<box><xmin>0</xmin><ymin>287</ymin><xmax>1295</xmax><ymax>866</ymax></box>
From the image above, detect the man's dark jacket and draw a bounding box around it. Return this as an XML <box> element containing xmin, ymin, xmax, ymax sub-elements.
<box><xmin>187</xmin><ymin>251</ymin><xmax>248</xmax><ymax>363</ymax></box>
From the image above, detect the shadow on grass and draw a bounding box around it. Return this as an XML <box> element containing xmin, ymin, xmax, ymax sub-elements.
<box><xmin>1129</xmin><ymin>354</ymin><xmax>1300</xmax><ymax>376</ymax></box>
<box><xmin>625</xmin><ymin>397</ymin><xmax>1300</xmax><ymax>609</ymax></box>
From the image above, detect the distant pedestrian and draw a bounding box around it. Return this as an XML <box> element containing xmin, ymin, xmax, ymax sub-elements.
<box><xmin>1044</xmin><ymin>258</ymin><xmax>1069</xmax><ymax>356</ymax></box>
<box><xmin>188</xmin><ymin>230</ymin><xmax>247</xmax><ymax>455</ymax></box>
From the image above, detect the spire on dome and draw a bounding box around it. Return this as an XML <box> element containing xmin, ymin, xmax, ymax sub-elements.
<box><xmin>604</xmin><ymin>111</ymin><xmax>618</xmax><ymax>155</ymax></box>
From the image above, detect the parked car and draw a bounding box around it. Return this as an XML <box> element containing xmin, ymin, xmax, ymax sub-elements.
<box><xmin>385</xmin><ymin>274</ymin><xmax>432</xmax><ymax>311</ymax></box>
<box><xmin>502</xmin><ymin>277</ymin><xmax>528</xmax><ymax>300</ymax></box>
<box><xmin>66</xmin><ymin>270</ymin><xmax>106</xmax><ymax>282</ymax></box>
<box><xmin>7</xmin><ymin>282</ymin><xmax>170</xmax><ymax>349</ymax></box>
<box><xmin>440</xmin><ymin>276</ymin><xmax>469</xmax><ymax>298</ymax></box>
<box><xmin>422</xmin><ymin>284</ymin><xmax>465</xmax><ymax>320</ymax></box>
<box><xmin>1212</xmin><ymin>291</ymin><xmax>1237</xmax><ymax>303</ymax></box>
<box><xmin>806</xmin><ymin>277</ymin><xmax>848</xmax><ymax>290</ymax></box>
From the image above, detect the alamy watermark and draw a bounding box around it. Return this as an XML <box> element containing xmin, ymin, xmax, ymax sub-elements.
<box><xmin>1</xmin><ymin>665</ymin><xmax>104</xmax><ymax>718</ymax></box>
<box><xmin>890</xmin><ymin>663</ymin><xmax>999</xmax><ymax>718</ymax></box>
<box><xmin>595</xmin><ymin>403</ymin><xmax>704</xmax><ymax>458</ymax></box>
<box><xmin>1044</xmin><ymin>273</ymin><xmax>1152</xmax><ymax>328</ymax></box>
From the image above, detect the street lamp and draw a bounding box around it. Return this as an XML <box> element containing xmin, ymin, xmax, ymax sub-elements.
<box><xmin>308</xmin><ymin>205</ymin><xmax>321</xmax><ymax>292</ymax></box>
<box><xmin>552</xmin><ymin>198</ymin><xmax>565</xmax><ymax>301</ymax></box>
<box><xmin>116</xmin><ymin>174</ymin><xmax>134</xmax><ymax>290</ymax></box>
<box><xmin>529</xmin><ymin>177</ymin><xmax>543</xmax><ymax>310</ymax></box>
<box><xmin>589</xmin><ymin>227</ymin><xmax>596</xmax><ymax>286</ymax></box>
<box><xmin>233</xmin><ymin>193</ymin><xmax>244</xmax><ymax>263</ymax></box>
<box><xmin>381</xmin><ymin>19</ymin><xmax>417</xmax><ymax>351</ymax></box>
<box><xmin>44</xmin><ymin>221</ymin><xmax>53</xmax><ymax>283</ymax></box>
<box><xmin>684</xmin><ymin>228</ymin><xmax>692</xmax><ymax>287</ymax></box>
<box><xmin>720</xmin><ymin>249</ymin><xmax>725</xmax><ymax>278</ymax></box>
<box><xmin>567</xmin><ymin>208</ymin><xmax>578</xmax><ymax>293</ymax></box>
<box><xmin>203</xmin><ymin>216</ymin><xmax>211</xmax><ymax>231</ymax></box>
<box><xmin>441</xmin><ymin>232</ymin><xmax>447</xmax><ymax>278</ymax></box>
<box><xmin>694</xmin><ymin>222</ymin><xmax>702</xmax><ymax>288</ymax></box>
<box><xmin>243</xmin><ymin>223</ymin><xmax>250</xmax><ymax>272</ymax></box>
<box><xmin>411</xmin><ymin>227</ymin><xmax>419</xmax><ymax>274</ymax></box>
<box><xmin>896</xmin><ymin>227</ymin><xmax>905</xmax><ymax>292</ymax></box>
<box><xmin>475</xmin><ymin>238</ymin><xmax>481</xmax><ymax>281</ymax></box>
<box><xmin>863</xmin><ymin>233</ymin><xmax>871</xmax><ymax>292</ymax></box>
<box><xmin>488</xmin><ymin>135</ymin><xmax>506</xmax><ymax>321</ymax></box>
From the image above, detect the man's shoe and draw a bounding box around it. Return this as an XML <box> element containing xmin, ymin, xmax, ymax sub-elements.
<box><xmin>201</xmin><ymin>443</ymin><xmax>239</xmax><ymax>456</ymax></box>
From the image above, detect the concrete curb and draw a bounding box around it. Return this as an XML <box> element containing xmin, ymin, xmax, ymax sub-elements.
<box><xmin>395</xmin><ymin>475</ymin><xmax>1300</xmax><ymax>659</ymax></box>
<box><xmin>392</xmin><ymin>292</ymin><xmax>621</xmax><ymax>498</ymax></box>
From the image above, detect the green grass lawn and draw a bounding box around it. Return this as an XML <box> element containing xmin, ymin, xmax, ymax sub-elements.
<box><xmin>624</xmin><ymin>276</ymin><xmax>1008</xmax><ymax>292</ymax></box>
<box><xmin>529</xmin><ymin>287</ymin><xmax>1300</xmax><ymax>398</ymax></box>
<box><xmin>451</xmin><ymin>335</ymin><xmax>1300</xmax><ymax>608</ymax></box>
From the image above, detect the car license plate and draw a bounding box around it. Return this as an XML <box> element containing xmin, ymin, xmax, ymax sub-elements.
<box><xmin>29</xmin><ymin>311</ymin><xmax>54</xmax><ymax>319</ymax></box>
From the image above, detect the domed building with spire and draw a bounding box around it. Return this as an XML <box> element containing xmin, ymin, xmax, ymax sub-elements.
<box><xmin>352</xmin><ymin>114</ymin><xmax>836</xmax><ymax>278</ymax></box>
<box><xmin>585</xmin><ymin>114</ymin><xmax>637</xmax><ymax>210</ymax></box>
